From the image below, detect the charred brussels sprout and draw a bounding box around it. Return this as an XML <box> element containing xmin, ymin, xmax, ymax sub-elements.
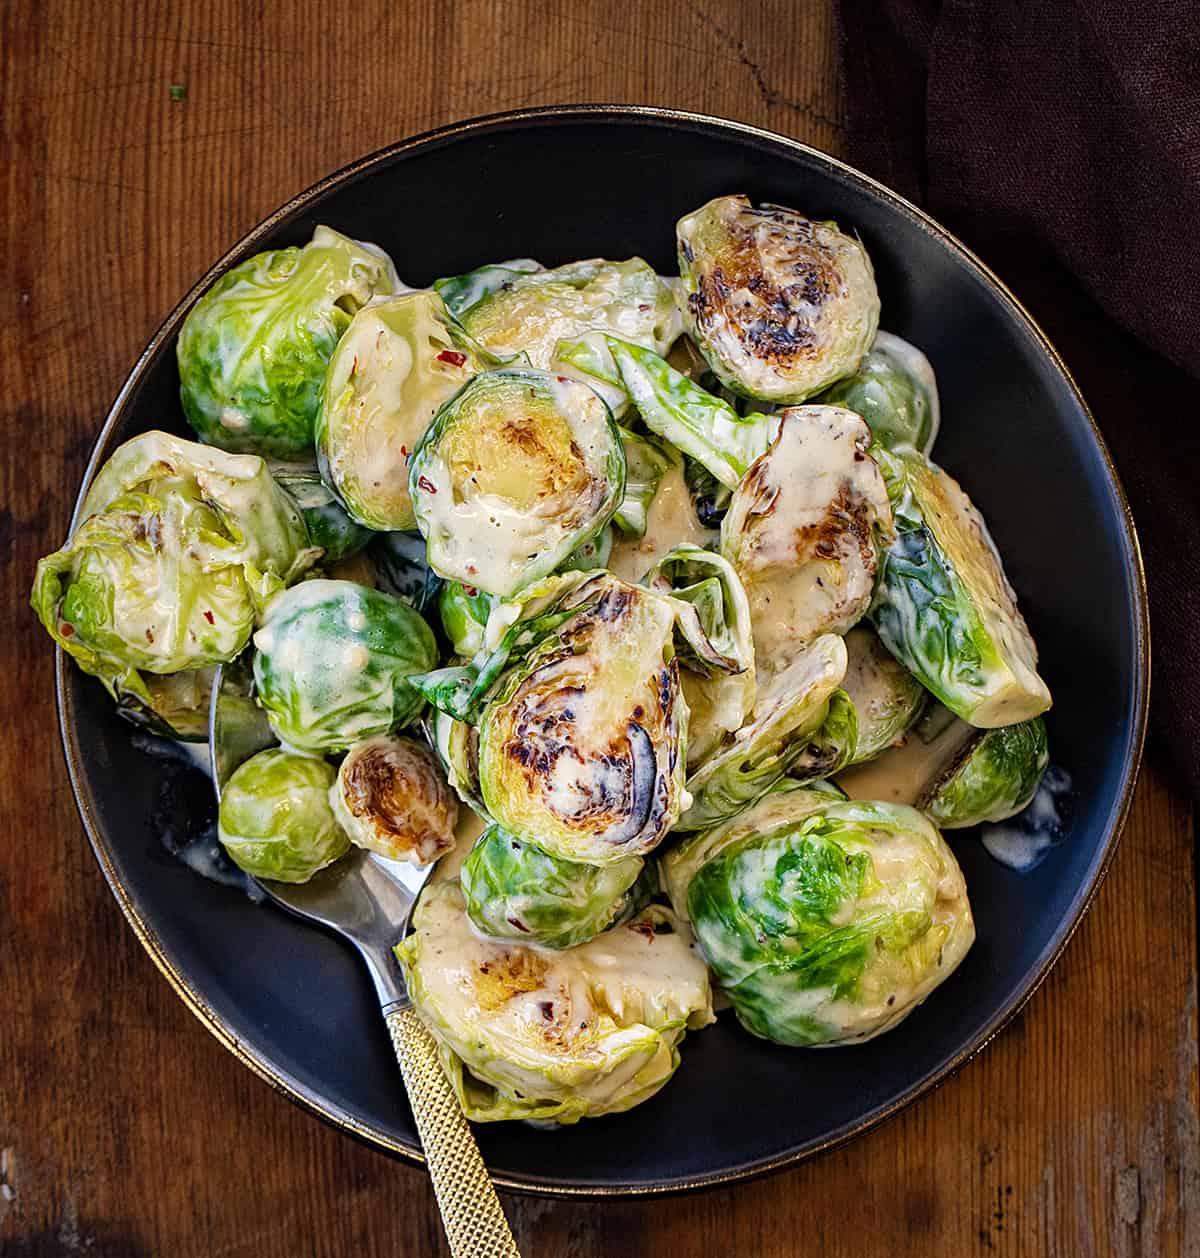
<box><xmin>396</xmin><ymin>881</ymin><xmax>713</xmax><ymax>1123</ymax></box>
<box><xmin>841</xmin><ymin>625</ymin><xmax>927</xmax><ymax>764</ymax></box>
<box><xmin>460</xmin><ymin>823</ymin><xmax>645</xmax><ymax>949</ymax></box>
<box><xmin>178</xmin><ymin>226</ymin><xmax>397</xmax><ymax>459</ymax></box>
<box><xmin>273</xmin><ymin>468</ymin><xmax>373</xmax><ymax>564</ymax></box>
<box><xmin>721</xmin><ymin>406</ymin><xmax>893</xmax><ymax>672</ymax></box>
<box><xmin>870</xmin><ymin>451</ymin><xmax>1051</xmax><ymax>727</ymax></box>
<box><xmin>409</xmin><ymin>368</ymin><xmax>625</xmax><ymax>597</ymax></box>
<box><xmin>31</xmin><ymin>432</ymin><xmax>313</xmax><ymax>719</ymax></box>
<box><xmin>817</xmin><ymin>332</ymin><xmax>940</xmax><ymax>454</ymax></box>
<box><xmin>330</xmin><ymin>734</ymin><xmax>457</xmax><ymax>863</ymax></box>
<box><xmin>218</xmin><ymin>748</ymin><xmax>350</xmax><ymax>883</ymax></box>
<box><xmin>687</xmin><ymin>798</ymin><xmax>974</xmax><ymax>1045</ymax></box>
<box><xmin>252</xmin><ymin>579</ymin><xmax>437</xmax><ymax>753</ymax></box>
<box><xmin>315</xmin><ymin>291</ymin><xmax>486</xmax><ymax>532</ymax></box>
<box><xmin>477</xmin><ymin>573</ymin><xmax>688</xmax><ymax>864</ymax></box>
<box><xmin>677</xmin><ymin>195</ymin><xmax>880</xmax><ymax>404</ymax></box>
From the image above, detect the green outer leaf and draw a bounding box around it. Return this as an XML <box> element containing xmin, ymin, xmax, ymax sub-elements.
<box><xmin>613</xmin><ymin>428</ymin><xmax>674</xmax><ymax>538</ymax></box>
<box><xmin>438</xmin><ymin>581</ymin><xmax>495</xmax><ymax>657</ymax></box>
<box><xmin>920</xmin><ymin>715</ymin><xmax>1049</xmax><ymax>828</ymax></box>
<box><xmin>273</xmin><ymin>467</ymin><xmax>373</xmax><ymax>563</ymax></box>
<box><xmin>432</xmin><ymin>258</ymin><xmax>543</xmax><ymax>317</ymax></box>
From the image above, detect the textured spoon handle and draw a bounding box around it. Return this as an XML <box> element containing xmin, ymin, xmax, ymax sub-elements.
<box><xmin>386</xmin><ymin>1005</ymin><xmax>523</xmax><ymax>1258</ymax></box>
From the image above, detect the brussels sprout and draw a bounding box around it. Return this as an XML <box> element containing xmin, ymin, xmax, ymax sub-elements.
<box><xmin>460</xmin><ymin>823</ymin><xmax>645</xmax><ymax>949</ymax></box>
<box><xmin>660</xmin><ymin>777</ymin><xmax>846</xmax><ymax>922</ymax></box>
<box><xmin>679</xmin><ymin>633</ymin><xmax>851</xmax><ymax>832</ymax></box>
<box><xmin>721</xmin><ymin>406</ymin><xmax>893</xmax><ymax>672</ymax></box>
<box><xmin>218</xmin><ymin>748</ymin><xmax>350</xmax><ymax>882</ymax></box>
<box><xmin>32</xmin><ymin>431</ymin><xmax>314</xmax><ymax>715</ymax></box>
<box><xmin>449</xmin><ymin>257</ymin><xmax>681</xmax><ymax>377</ymax></box>
<box><xmin>477</xmin><ymin>573</ymin><xmax>688</xmax><ymax>864</ymax></box>
<box><xmin>552</xmin><ymin>332</ymin><xmax>631</xmax><ymax>417</ymax></box>
<box><xmin>613</xmin><ymin>429</ymin><xmax>674</xmax><ymax>539</ymax></box>
<box><xmin>329</xmin><ymin>734</ymin><xmax>457</xmax><ymax>864</ymax></box>
<box><xmin>841</xmin><ymin>625</ymin><xmax>927</xmax><ymax>764</ymax></box>
<box><xmin>556</xmin><ymin>524</ymin><xmax>613</xmax><ymax>574</ymax></box>
<box><xmin>409</xmin><ymin>368</ymin><xmax>625</xmax><ymax>597</ymax></box>
<box><xmin>870</xmin><ymin>451</ymin><xmax>1051</xmax><ymax>727</ymax></box>
<box><xmin>315</xmin><ymin>291</ymin><xmax>487</xmax><ymax>532</ymax></box>
<box><xmin>425</xmin><ymin>706</ymin><xmax>487</xmax><ymax>814</ymax></box>
<box><xmin>817</xmin><ymin>331</ymin><xmax>940</xmax><ymax>454</ymax></box>
<box><xmin>433</xmin><ymin>258</ymin><xmax>543</xmax><ymax>318</ymax></box>
<box><xmin>676</xmin><ymin>195</ymin><xmax>880</xmax><ymax>403</ymax></box>
<box><xmin>920</xmin><ymin>715</ymin><xmax>1049</xmax><ymax>829</ymax></box>
<box><xmin>438</xmin><ymin>581</ymin><xmax>495</xmax><ymax>657</ymax></box>
<box><xmin>252</xmin><ymin>579</ymin><xmax>437</xmax><ymax>753</ymax></box>
<box><xmin>117</xmin><ymin>666</ymin><xmax>217</xmax><ymax>741</ymax></box>
<box><xmin>687</xmin><ymin>798</ymin><xmax>974</xmax><ymax>1046</ymax></box>
<box><xmin>368</xmin><ymin>529</ymin><xmax>443</xmax><ymax>612</ymax></box>
<box><xmin>178</xmin><ymin>226</ymin><xmax>398</xmax><ymax>459</ymax></box>
<box><xmin>642</xmin><ymin>545</ymin><xmax>756</xmax><ymax>767</ymax></box>
<box><xmin>273</xmin><ymin>467</ymin><xmax>373</xmax><ymax>563</ymax></box>
<box><xmin>684</xmin><ymin>456</ymin><xmax>732</xmax><ymax>530</ymax></box>
<box><xmin>606</xmin><ymin>336</ymin><xmax>773</xmax><ymax>489</ymax></box>
<box><xmin>396</xmin><ymin>881</ymin><xmax>713</xmax><ymax>1124</ymax></box>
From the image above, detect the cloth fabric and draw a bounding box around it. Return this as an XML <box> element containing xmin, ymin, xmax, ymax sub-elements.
<box><xmin>836</xmin><ymin>0</ymin><xmax>1200</xmax><ymax>797</ymax></box>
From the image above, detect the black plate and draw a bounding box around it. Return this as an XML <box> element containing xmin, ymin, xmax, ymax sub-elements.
<box><xmin>56</xmin><ymin>106</ymin><xmax>1149</xmax><ymax>1196</ymax></box>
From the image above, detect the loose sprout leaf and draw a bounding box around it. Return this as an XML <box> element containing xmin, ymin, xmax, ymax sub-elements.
<box><xmin>613</xmin><ymin>428</ymin><xmax>674</xmax><ymax>538</ymax></box>
<box><xmin>840</xmin><ymin>624</ymin><xmax>927</xmax><ymax>765</ymax></box>
<box><xmin>439</xmin><ymin>581</ymin><xmax>496</xmax><ymax>657</ymax></box>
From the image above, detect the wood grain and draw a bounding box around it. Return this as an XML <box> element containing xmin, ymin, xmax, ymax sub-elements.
<box><xmin>0</xmin><ymin>1</ymin><xmax>1195</xmax><ymax>1254</ymax></box>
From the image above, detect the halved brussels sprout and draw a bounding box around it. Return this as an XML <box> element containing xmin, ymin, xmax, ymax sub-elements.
<box><xmin>425</xmin><ymin>706</ymin><xmax>487</xmax><ymax>815</ymax></box>
<box><xmin>676</xmin><ymin>195</ymin><xmax>880</xmax><ymax>403</ymax></box>
<box><xmin>643</xmin><ymin>545</ymin><xmax>756</xmax><ymax>767</ymax></box>
<box><xmin>439</xmin><ymin>581</ymin><xmax>495</xmax><ymax>658</ymax></box>
<box><xmin>870</xmin><ymin>451</ymin><xmax>1051</xmax><ymax>727</ymax></box>
<box><xmin>477</xmin><ymin>573</ymin><xmax>688</xmax><ymax>864</ymax></box>
<box><xmin>330</xmin><ymin>734</ymin><xmax>457</xmax><ymax>864</ymax></box>
<box><xmin>178</xmin><ymin>226</ymin><xmax>397</xmax><ymax>459</ymax></box>
<box><xmin>679</xmin><ymin>633</ymin><xmax>850</xmax><ymax>832</ymax></box>
<box><xmin>433</xmin><ymin>258</ymin><xmax>543</xmax><ymax>318</ymax></box>
<box><xmin>818</xmin><ymin>331</ymin><xmax>940</xmax><ymax>454</ymax></box>
<box><xmin>687</xmin><ymin>797</ymin><xmax>974</xmax><ymax>1045</ymax></box>
<box><xmin>460</xmin><ymin>823</ymin><xmax>645</xmax><ymax>949</ymax></box>
<box><xmin>841</xmin><ymin>625</ymin><xmax>927</xmax><ymax>765</ymax></box>
<box><xmin>661</xmin><ymin>777</ymin><xmax>846</xmax><ymax>922</ymax></box>
<box><xmin>613</xmin><ymin>428</ymin><xmax>674</xmax><ymax>538</ymax></box>
<box><xmin>721</xmin><ymin>405</ymin><xmax>893</xmax><ymax>672</ymax></box>
<box><xmin>218</xmin><ymin>747</ymin><xmax>350</xmax><ymax>883</ymax></box>
<box><xmin>252</xmin><ymin>579</ymin><xmax>437</xmax><ymax>753</ymax></box>
<box><xmin>368</xmin><ymin>529</ymin><xmax>443</xmax><ymax>612</ymax></box>
<box><xmin>273</xmin><ymin>467</ymin><xmax>373</xmax><ymax>563</ymax></box>
<box><xmin>409</xmin><ymin>368</ymin><xmax>625</xmax><ymax>597</ymax></box>
<box><xmin>315</xmin><ymin>291</ymin><xmax>487</xmax><ymax>532</ymax></box>
<box><xmin>396</xmin><ymin>881</ymin><xmax>713</xmax><ymax>1124</ymax></box>
<box><xmin>920</xmin><ymin>715</ymin><xmax>1049</xmax><ymax>829</ymax></box>
<box><xmin>32</xmin><ymin>432</ymin><xmax>313</xmax><ymax>716</ymax></box>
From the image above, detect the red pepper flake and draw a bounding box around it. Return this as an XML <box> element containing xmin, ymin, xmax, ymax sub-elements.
<box><xmin>417</xmin><ymin>475</ymin><xmax>437</xmax><ymax>495</ymax></box>
<box><xmin>465</xmin><ymin>564</ymin><xmax>477</xmax><ymax>576</ymax></box>
<box><xmin>203</xmin><ymin>610</ymin><xmax>215</xmax><ymax>624</ymax></box>
<box><xmin>59</xmin><ymin>622</ymin><xmax>75</xmax><ymax>638</ymax></box>
<box><xmin>556</xmin><ymin>375</ymin><xmax>571</xmax><ymax>384</ymax></box>
<box><xmin>628</xmin><ymin>919</ymin><xmax>656</xmax><ymax>941</ymax></box>
<box><xmin>350</xmin><ymin>355</ymin><xmax>359</xmax><ymax>374</ymax></box>
<box><xmin>399</xmin><ymin>445</ymin><xmax>408</xmax><ymax>458</ymax></box>
<box><xmin>463</xmin><ymin>585</ymin><xmax>478</xmax><ymax>597</ymax></box>
<box><xmin>638</xmin><ymin>303</ymin><xmax>650</xmax><ymax>311</ymax></box>
<box><xmin>436</xmin><ymin>349</ymin><xmax>467</xmax><ymax>367</ymax></box>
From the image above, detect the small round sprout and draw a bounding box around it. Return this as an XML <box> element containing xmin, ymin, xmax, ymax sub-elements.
<box><xmin>273</xmin><ymin>468</ymin><xmax>373</xmax><ymax>564</ymax></box>
<box><xmin>721</xmin><ymin>405</ymin><xmax>893</xmax><ymax>673</ymax></box>
<box><xmin>252</xmin><ymin>579</ymin><xmax>437</xmax><ymax>753</ymax></box>
<box><xmin>920</xmin><ymin>715</ymin><xmax>1049</xmax><ymax>829</ymax></box>
<box><xmin>409</xmin><ymin>368</ymin><xmax>625</xmax><ymax>597</ymax></box>
<box><xmin>686</xmin><ymin>797</ymin><xmax>975</xmax><ymax>1046</ymax></box>
<box><xmin>177</xmin><ymin>226</ymin><xmax>398</xmax><ymax>460</ymax></box>
<box><xmin>396</xmin><ymin>880</ymin><xmax>713</xmax><ymax>1124</ymax></box>
<box><xmin>330</xmin><ymin>734</ymin><xmax>458</xmax><ymax>864</ymax></box>
<box><xmin>460</xmin><ymin>824</ymin><xmax>645</xmax><ymax>949</ymax></box>
<box><xmin>677</xmin><ymin>195</ymin><xmax>880</xmax><ymax>403</ymax></box>
<box><xmin>841</xmin><ymin>625</ymin><xmax>927</xmax><ymax>765</ymax></box>
<box><xmin>218</xmin><ymin>748</ymin><xmax>350</xmax><ymax>883</ymax></box>
<box><xmin>316</xmin><ymin>291</ymin><xmax>486</xmax><ymax>532</ymax></box>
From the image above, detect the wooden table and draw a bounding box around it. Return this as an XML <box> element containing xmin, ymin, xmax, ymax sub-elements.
<box><xmin>2</xmin><ymin>2</ymin><xmax>1196</xmax><ymax>1254</ymax></box>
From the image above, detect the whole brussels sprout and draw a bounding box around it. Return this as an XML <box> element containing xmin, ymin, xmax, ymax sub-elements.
<box><xmin>368</xmin><ymin>529</ymin><xmax>443</xmax><ymax>612</ymax></box>
<box><xmin>841</xmin><ymin>625</ymin><xmax>927</xmax><ymax>765</ymax></box>
<box><xmin>679</xmin><ymin>633</ymin><xmax>851</xmax><ymax>832</ymax></box>
<box><xmin>252</xmin><ymin>579</ymin><xmax>437</xmax><ymax>753</ymax></box>
<box><xmin>687</xmin><ymin>797</ymin><xmax>974</xmax><ymax>1045</ymax></box>
<box><xmin>721</xmin><ymin>405</ymin><xmax>893</xmax><ymax>673</ymax></box>
<box><xmin>396</xmin><ymin>880</ymin><xmax>713</xmax><ymax>1124</ymax></box>
<box><xmin>676</xmin><ymin>195</ymin><xmax>880</xmax><ymax>403</ymax></box>
<box><xmin>477</xmin><ymin>573</ymin><xmax>688</xmax><ymax>864</ymax></box>
<box><xmin>870</xmin><ymin>450</ymin><xmax>1051</xmax><ymax>727</ymax></box>
<box><xmin>315</xmin><ymin>291</ymin><xmax>487</xmax><ymax>532</ymax></box>
<box><xmin>31</xmin><ymin>431</ymin><xmax>313</xmax><ymax>718</ymax></box>
<box><xmin>920</xmin><ymin>715</ymin><xmax>1049</xmax><ymax>829</ymax></box>
<box><xmin>817</xmin><ymin>331</ymin><xmax>940</xmax><ymax>454</ymax></box>
<box><xmin>409</xmin><ymin>368</ymin><xmax>625</xmax><ymax>597</ymax></box>
<box><xmin>273</xmin><ymin>467</ymin><xmax>373</xmax><ymax>563</ymax></box>
<box><xmin>330</xmin><ymin>734</ymin><xmax>457</xmax><ymax>864</ymax></box>
<box><xmin>438</xmin><ymin>581</ymin><xmax>495</xmax><ymax>658</ymax></box>
<box><xmin>460</xmin><ymin>823</ymin><xmax>645</xmax><ymax>949</ymax></box>
<box><xmin>177</xmin><ymin>226</ymin><xmax>398</xmax><ymax>460</ymax></box>
<box><xmin>218</xmin><ymin>747</ymin><xmax>350</xmax><ymax>882</ymax></box>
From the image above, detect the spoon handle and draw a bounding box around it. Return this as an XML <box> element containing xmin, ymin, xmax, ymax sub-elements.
<box><xmin>386</xmin><ymin>1005</ymin><xmax>523</xmax><ymax>1258</ymax></box>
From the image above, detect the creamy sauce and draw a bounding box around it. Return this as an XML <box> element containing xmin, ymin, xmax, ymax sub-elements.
<box><xmin>837</xmin><ymin>710</ymin><xmax>977</xmax><ymax>804</ymax></box>
<box><xmin>608</xmin><ymin>463</ymin><xmax>717</xmax><ymax>582</ymax></box>
<box><xmin>981</xmin><ymin>766</ymin><xmax>1072</xmax><ymax>871</ymax></box>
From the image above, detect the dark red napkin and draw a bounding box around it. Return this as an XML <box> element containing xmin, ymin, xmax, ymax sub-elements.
<box><xmin>837</xmin><ymin>0</ymin><xmax>1200</xmax><ymax>798</ymax></box>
